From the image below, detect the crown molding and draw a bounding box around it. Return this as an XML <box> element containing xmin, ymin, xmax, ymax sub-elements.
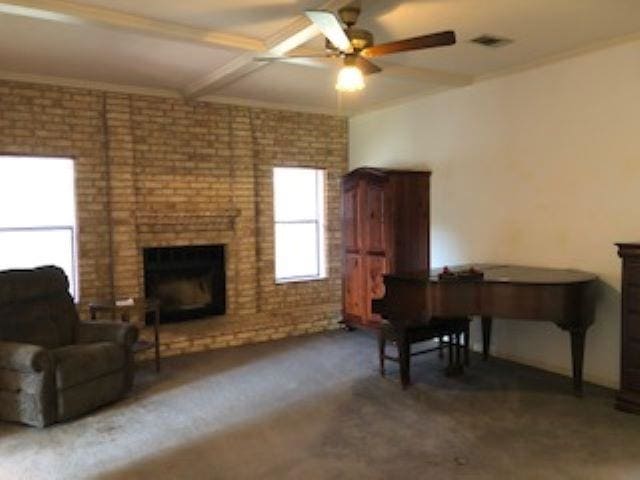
<box><xmin>198</xmin><ymin>94</ymin><xmax>350</xmax><ymax>117</ymax></box>
<box><xmin>0</xmin><ymin>70</ymin><xmax>181</xmax><ymax>97</ymax></box>
<box><xmin>476</xmin><ymin>30</ymin><xmax>640</xmax><ymax>83</ymax></box>
<box><xmin>0</xmin><ymin>69</ymin><xmax>349</xmax><ymax>117</ymax></box>
<box><xmin>347</xmin><ymin>84</ymin><xmax>460</xmax><ymax>118</ymax></box>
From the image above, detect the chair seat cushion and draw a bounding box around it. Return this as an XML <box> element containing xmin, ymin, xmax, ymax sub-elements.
<box><xmin>51</xmin><ymin>342</ymin><xmax>125</xmax><ymax>390</ymax></box>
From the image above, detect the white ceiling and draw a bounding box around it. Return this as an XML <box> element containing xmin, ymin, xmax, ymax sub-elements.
<box><xmin>215</xmin><ymin>59</ymin><xmax>439</xmax><ymax>113</ymax></box>
<box><xmin>75</xmin><ymin>0</ymin><xmax>323</xmax><ymax>40</ymax></box>
<box><xmin>0</xmin><ymin>14</ymin><xmax>239</xmax><ymax>89</ymax></box>
<box><xmin>0</xmin><ymin>0</ymin><xmax>639</xmax><ymax>115</ymax></box>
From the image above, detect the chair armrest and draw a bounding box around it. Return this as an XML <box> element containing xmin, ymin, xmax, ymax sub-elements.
<box><xmin>76</xmin><ymin>321</ymin><xmax>138</xmax><ymax>347</ymax></box>
<box><xmin>0</xmin><ymin>341</ymin><xmax>51</xmax><ymax>373</ymax></box>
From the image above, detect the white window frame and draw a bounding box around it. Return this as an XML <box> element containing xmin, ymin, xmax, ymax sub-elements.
<box><xmin>273</xmin><ymin>167</ymin><xmax>326</xmax><ymax>284</ymax></box>
<box><xmin>0</xmin><ymin>156</ymin><xmax>78</xmax><ymax>298</ymax></box>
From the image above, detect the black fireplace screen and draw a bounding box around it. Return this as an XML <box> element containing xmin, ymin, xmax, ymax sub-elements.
<box><xmin>143</xmin><ymin>244</ymin><xmax>225</xmax><ymax>324</ymax></box>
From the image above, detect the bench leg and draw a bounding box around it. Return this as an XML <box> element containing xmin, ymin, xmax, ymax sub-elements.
<box><xmin>446</xmin><ymin>333</ymin><xmax>465</xmax><ymax>376</ymax></box>
<box><xmin>378</xmin><ymin>332</ymin><xmax>386</xmax><ymax>377</ymax></box>
<box><xmin>398</xmin><ymin>334</ymin><xmax>411</xmax><ymax>389</ymax></box>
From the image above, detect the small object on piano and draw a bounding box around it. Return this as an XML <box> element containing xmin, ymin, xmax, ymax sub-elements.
<box><xmin>438</xmin><ymin>266</ymin><xmax>484</xmax><ymax>281</ymax></box>
<box><xmin>458</xmin><ymin>266</ymin><xmax>484</xmax><ymax>281</ymax></box>
<box><xmin>438</xmin><ymin>266</ymin><xmax>456</xmax><ymax>280</ymax></box>
<box><xmin>115</xmin><ymin>297</ymin><xmax>135</xmax><ymax>307</ymax></box>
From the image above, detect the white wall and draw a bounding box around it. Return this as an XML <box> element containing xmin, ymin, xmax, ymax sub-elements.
<box><xmin>349</xmin><ymin>39</ymin><xmax>640</xmax><ymax>388</ymax></box>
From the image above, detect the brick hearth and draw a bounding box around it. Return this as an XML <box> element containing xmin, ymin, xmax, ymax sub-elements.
<box><xmin>0</xmin><ymin>80</ymin><xmax>347</xmax><ymax>359</ymax></box>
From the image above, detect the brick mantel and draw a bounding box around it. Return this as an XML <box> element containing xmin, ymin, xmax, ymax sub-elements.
<box><xmin>135</xmin><ymin>210</ymin><xmax>240</xmax><ymax>232</ymax></box>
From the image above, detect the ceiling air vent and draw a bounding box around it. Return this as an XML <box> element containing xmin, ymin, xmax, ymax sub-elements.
<box><xmin>470</xmin><ymin>34</ymin><xmax>513</xmax><ymax>48</ymax></box>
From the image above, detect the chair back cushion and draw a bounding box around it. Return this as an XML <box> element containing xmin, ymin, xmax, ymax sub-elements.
<box><xmin>0</xmin><ymin>266</ymin><xmax>78</xmax><ymax>348</ymax></box>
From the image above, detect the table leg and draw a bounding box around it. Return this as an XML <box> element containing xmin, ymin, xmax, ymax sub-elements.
<box><xmin>482</xmin><ymin>316</ymin><xmax>492</xmax><ymax>360</ymax></box>
<box><xmin>154</xmin><ymin>307</ymin><xmax>160</xmax><ymax>373</ymax></box>
<box><xmin>570</xmin><ymin>328</ymin><xmax>586</xmax><ymax>397</ymax></box>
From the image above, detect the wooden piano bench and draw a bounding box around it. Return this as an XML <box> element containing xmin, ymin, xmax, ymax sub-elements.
<box><xmin>378</xmin><ymin>316</ymin><xmax>471</xmax><ymax>389</ymax></box>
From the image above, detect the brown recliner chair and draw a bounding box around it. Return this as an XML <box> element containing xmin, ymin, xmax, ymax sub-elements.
<box><xmin>0</xmin><ymin>266</ymin><xmax>138</xmax><ymax>427</ymax></box>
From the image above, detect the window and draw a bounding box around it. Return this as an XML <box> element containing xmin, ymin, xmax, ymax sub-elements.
<box><xmin>0</xmin><ymin>157</ymin><xmax>77</xmax><ymax>297</ymax></box>
<box><xmin>273</xmin><ymin>167</ymin><xmax>326</xmax><ymax>282</ymax></box>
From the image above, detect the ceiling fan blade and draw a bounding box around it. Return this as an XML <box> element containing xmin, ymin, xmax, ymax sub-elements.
<box><xmin>355</xmin><ymin>56</ymin><xmax>382</xmax><ymax>75</ymax></box>
<box><xmin>361</xmin><ymin>31</ymin><xmax>456</xmax><ymax>58</ymax></box>
<box><xmin>305</xmin><ymin>10</ymin><xmax>353</xmax><ymax>53</ymax></box>
<box><xmin>255</xmin><ymin>54</ymin><xmax>332</xmax><ymax>62</ymax></box>
<box><xmin>254</xmin><ymin>55</ymin><xmax>339</xmax><ymax>70</ymax></box>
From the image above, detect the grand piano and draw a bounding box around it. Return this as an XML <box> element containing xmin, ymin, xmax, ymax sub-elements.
<box><xmin>373</xmin><ymin>264</ymin><xmax>597</xmax><ymax>395</ymax></box>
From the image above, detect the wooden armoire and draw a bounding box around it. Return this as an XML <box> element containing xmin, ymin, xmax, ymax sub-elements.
<box><xmin>341</xmin><ymin>168</ymin><xmax>430</xmax><ymax>328</ymax></box>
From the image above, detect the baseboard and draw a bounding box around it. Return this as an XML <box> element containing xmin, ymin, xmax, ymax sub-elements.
<box><xmin>468</xmin><ymin>342</ymin><xmax>617</xmax><ymax>390</ymax></box>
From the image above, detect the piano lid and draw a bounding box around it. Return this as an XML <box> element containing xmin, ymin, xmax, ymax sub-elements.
<box><xmin>386</xmin><ymin>264</ymin><xmax>597</xmax><ymax>285</ymax></box>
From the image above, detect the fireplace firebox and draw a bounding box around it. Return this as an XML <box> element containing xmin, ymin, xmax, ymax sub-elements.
<box><xmin>143</xmin><ymin>245</ymin><xmax>225</xmax><ymax>324</ymax></box>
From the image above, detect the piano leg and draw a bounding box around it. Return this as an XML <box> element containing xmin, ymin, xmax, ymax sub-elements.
<box><xmin>482</xmin><ymin>316</ymin><xmax>493</xmax><ymax>360</ymax></box>
<box><xmin>570</xmin><ymin>328</ymin><xmax>586</xmax><ymax>397</ymax></box>
<box><xmin>464</xmin><ymin>322</ymin><xmax>470</xmax><ymax>366</ymax></box>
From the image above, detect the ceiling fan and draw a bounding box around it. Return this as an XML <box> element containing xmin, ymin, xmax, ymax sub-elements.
<box><xmin>256</xmin><ymin>4</ymin><xmax>456</xmax><ymax>92</ymax></box>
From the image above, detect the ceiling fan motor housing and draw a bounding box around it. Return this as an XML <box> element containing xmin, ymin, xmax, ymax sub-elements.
<box><xmin>347</xmin><ymin>29</ymin><xmax>374</xmax><ymax>51</ymax></box>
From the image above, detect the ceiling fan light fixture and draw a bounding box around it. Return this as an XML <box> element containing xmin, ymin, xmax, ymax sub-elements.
<box><xmin>336</xmin><ymin>65</ymin><xmax>365</xmax><ymax>92</ymax></box>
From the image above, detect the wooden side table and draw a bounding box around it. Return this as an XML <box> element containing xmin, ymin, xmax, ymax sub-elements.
<box><xmin>89</xmin><ymin>298</ymin><xmax>160</xmax><ymax>372</ymax></box>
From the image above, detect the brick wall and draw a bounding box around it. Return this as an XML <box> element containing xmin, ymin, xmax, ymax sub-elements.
<box><xmin>0</xmin><ymin>80</ymin><xmax>348</xmax><ymax>360</ymax></box>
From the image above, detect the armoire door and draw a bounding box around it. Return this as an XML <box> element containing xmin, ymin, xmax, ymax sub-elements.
<box><xmin>363</xmin><ymin>179</ymin><xmax>391</xmax><ymax>321</ymax></box>
<box><xmin>365</xmin><ymin>255</ymin><xmax>389</xmax><ymax>320</ymax></box>
<box><xmin>342</xmin><ymin>179</ymin><xmax>364</xmax><ymax>320</ymax></box>
<box><xmin>365</xmin><ymin>181</ymin><xmax>387</xmax><ymax>255</ymax></box>
<box><xmin>344</xmin><ymin>254</ymin><xmax>365</xmax><ymax>320</ymax></box>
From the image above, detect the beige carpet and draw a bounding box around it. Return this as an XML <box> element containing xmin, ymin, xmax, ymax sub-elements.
<box><xmin>1</xmin><ymin>330</ymin><xmax>640</xmax><ymax>480</ymax></box>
